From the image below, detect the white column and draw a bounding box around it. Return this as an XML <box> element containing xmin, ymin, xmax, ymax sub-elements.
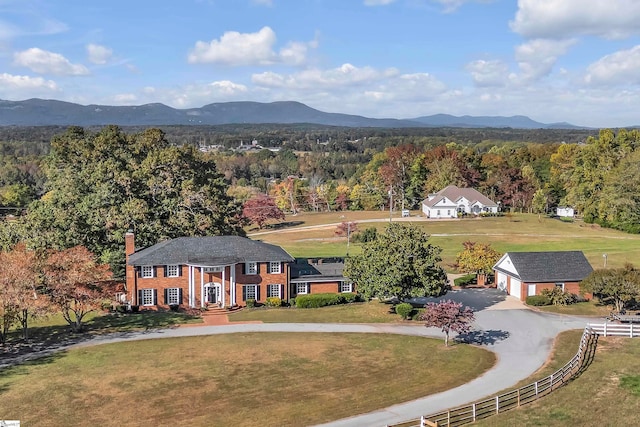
<box><xmin>187</xmin><ymin>265</ymin><xmax>193</xmax><ymax>307</ymax></box>
<box><xmin>230</xmin><ymin>264</ymin><xmax>236</xmax><ymax>306</ymax></box>
<box><xmin>222</xmin><ymin>266</ymin><xmax>226</xmax><ymax>308</ymax></box>
<box><xmin>200</xmin><ymin>267</ymin><xmax>204</xmax><ymax>308</ymax></box>
<box><xmin>200</xmin><ymin>268</ymin><xmax>205</xmax><ymax>308</ymax></box>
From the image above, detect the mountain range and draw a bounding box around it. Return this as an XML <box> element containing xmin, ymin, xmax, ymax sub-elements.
<box><xmin>0</xmin><ymin>98</ymin><xmax>584</xmax><ymax>129</ymax></box>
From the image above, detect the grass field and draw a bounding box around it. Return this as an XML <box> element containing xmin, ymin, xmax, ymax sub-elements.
<box><xmin>0</xmin><ymin>333</ymin><xmax>495</xmax><ymax>427</ymax></box>
<box><xmin>252</xmin><ymin>212</ymin><xmax>640</xmax><ymax>269</ymax></box>
<box><xmin>476</xmin><ymin>330</ymin><xmax>640</xmax><ymax>426</ymax></box>
<box><xmin>229</xmin><ymin>300</ymin><xmax>401</xmax><ymax>323</ymax></box>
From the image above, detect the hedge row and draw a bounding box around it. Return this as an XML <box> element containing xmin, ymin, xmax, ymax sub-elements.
<box><xmin>295</xmin><ymin>293</ymin><xmax>359</xmax><ymax>308</ymax></box>
<box><xmin>454</xmin><ymin>274</ymin><xmax>476</xmax><ymax>287</ymax></box>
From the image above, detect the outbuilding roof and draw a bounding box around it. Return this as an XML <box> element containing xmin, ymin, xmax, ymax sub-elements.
<box><xmin>495</xmin><ymin>251</ymin><xmax>593</xmax><ymax>283</ymax></box>
<box><xmin>127</xmin><ymin>236</ymin><xmax>294</xmax><ymax>266</ymax></box>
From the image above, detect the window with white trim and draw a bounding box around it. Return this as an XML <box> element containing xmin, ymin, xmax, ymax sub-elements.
<box><xmin>141</xmin><ymin>265</ymin><xmax>154</xmax><ymax>278</ymax></box>
<box><xmin>244</xmin><ymin>284</ymin><xmax>257</xmax><ymax>300</ymax></box>
<box><xmin>246</xmin><ymin>262</ymin><xmax>257</xmax><ymax>275</ymax></box>
<box><xmin>166</xmin><ymin>264</ymin><xmax>179</xmax><ymax>278</ymax></box>
<box><xmin>167</xmin><ymin>287</ymin><xmax>180</xmax><ymax>305</ymax></box>
<box><xmin>269</xmin><ymin>262</ymin><xmax>281</xmax><ymax>274</ymax></box>
<box><xmin>267</xmin><ymin>284</ymin><xmax>281</xmax><ymax>298</ymax></box>
<box><xmin>555</xmin><ymin>282</ymin><xmax>565</xmax><ymax>291</ymax></box>
<box><xmin>340</xmin><ymin>282</ymin><xmax>353</xmax><ymax>293</ymax></box>
<box><xmin>296</xmin><ymin>283</ymin><xmax>308</xmax><ymax>295</ymax></box>
<box><xmin>141</xmin><ymin>288</ymin><xmax>155</xmax><ymax>306</ymax></box>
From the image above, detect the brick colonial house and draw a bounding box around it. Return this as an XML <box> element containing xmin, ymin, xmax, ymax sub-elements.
<box><xmin>493</xmin><ymin>251</ymin><xmax>593</xmax><ymax>301</ymax></box>
<box><xmin>125</xmin><ymin>233</ymin><xmax>354</xmax><ymax>309</ymax></box>
<box><xmin>125</xmin><ymin>232</ymin><xmax>294</xmax><ymax>309</ymax></box>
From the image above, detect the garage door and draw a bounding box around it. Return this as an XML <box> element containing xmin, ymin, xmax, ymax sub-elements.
<box><xmin>510</xmin><ymin>278</ymin><xmax>521</xmax><ymax>299</ymax></box>
<box><xmin>497</xmin><ymin>272</ymin><xmax>507</xmax><ymax>292</ymax></box>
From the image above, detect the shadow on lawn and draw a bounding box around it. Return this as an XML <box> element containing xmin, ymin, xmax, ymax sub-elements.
<box><xmin>0</xmin><ymin>311</ymin><xmax>201</xmax><ymax>370</ymax></box>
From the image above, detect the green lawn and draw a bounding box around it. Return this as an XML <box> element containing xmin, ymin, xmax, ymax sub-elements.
<box><xmin>536</xmin><ymin>300</ymin><xmax>612</xmax><ymax>317</ymax></box>
<box><xmin>229</xmin><ymin>300</ymin><xmax>402</xmax><ymax>323</ymax></box>
<box><xmin>255</xmin><ymin>212</ymin><xmax>640</xmax><ymax>269</ymax></box>
<box><xmin>476</xmin><ymin>331</ymin><xmax>640</xmax><ymax>426</ymax></box>
<box><xmin>0</xmin><ymin>333</ymin><xmax>495</xmax><ymax>427</ymax></box>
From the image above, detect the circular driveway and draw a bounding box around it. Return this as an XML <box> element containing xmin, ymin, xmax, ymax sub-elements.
<box><xmin>2</xmin><ymin>289</ymin><xmax>594</xmax><ymax>427</ymax></box>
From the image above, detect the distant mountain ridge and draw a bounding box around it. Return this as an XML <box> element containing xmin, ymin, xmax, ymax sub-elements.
<box><xmin>0</xmin><ymin>98</ymin><xmax>585</xmax><ymax>129</ymax></box>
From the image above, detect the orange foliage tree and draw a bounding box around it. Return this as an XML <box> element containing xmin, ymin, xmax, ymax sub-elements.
<box><xmin>0</xmin><ymin>243</ymin><xmax>49</xmax><ymax>341</ymax></box>
<box><xmin>44</xmin><ymin>246</ymin><xmax>113</xmax><ymax>332</ymax></box>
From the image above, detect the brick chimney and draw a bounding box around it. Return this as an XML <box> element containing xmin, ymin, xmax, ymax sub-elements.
<box><xmin>125</xmin><ymin>230</ymin><xmax>136</xmax><ymax>305</ymax></box>
<box><xmin>125</xmin><ymin>230</ymin><xmax>135</xmax><ymax>257</ymax></box>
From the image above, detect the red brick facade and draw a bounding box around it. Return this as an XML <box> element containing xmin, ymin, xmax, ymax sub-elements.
<box><xmin>125</xmin><ymin>232</ymin><xmax>292</xmax><ymax>309</ymax></box>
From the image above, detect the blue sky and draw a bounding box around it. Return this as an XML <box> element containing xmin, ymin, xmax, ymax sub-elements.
<box><xmin>1</xmin><ymin>0</ymin><xmax>639</xmax><ymax>127</ymax></box>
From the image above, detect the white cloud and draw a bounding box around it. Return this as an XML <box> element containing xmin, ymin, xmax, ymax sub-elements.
<box><xmin>160</xmin><ymin>80</ymin><xmax>249</xmax><ymax>108</ymax></box>
<box><xmin>466</xmin><ymin>59</ymin><xmax>509</xmax><ymax>87</ymax></box>
<box><xmin>13</xmin><ymin>47</ymin><xmax>89</xmax><ymax>76</ymax></box>
<box><xmin>0</xmin><ymin>72</ymin><xmax>58</xmax><ymax>98</ymax></box>
<box><xmin>252</xmin><ymin>63</ymin><xmax>399</xmax><ymax>89</ymax></box>
<box><xmin>511</xmin><ymin>0</ymin><xmax>640</xmax><ymax>39</ymax></box>
<box><xmin>86</xmin><ymin>43</ymin><xmax>113</xmax><ymax>65</ymax></box>
<box><xmin>585</xmin><ymin>45</ymin><xmax>640</xmax><ymax>86</ymax></box>
<box><xmin>514</xmin><ymin>38</ymin><xmax>576</xmax><ymax>82</ymax></box>
<box><xmin>187</xmin><ymin>26</ymin><xmax>315</xmax><ymax>66</ymax></box>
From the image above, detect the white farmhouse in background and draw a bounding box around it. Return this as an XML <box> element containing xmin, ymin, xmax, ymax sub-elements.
<box><xmin>422</xmin><ymin>185</ymin><xmax>498</xmax><ymax>219</ymax></box>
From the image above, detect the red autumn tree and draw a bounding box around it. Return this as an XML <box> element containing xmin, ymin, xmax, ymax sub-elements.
<box><xmin>44</xmin><ymin>246</ymin><xmax>113</xmax><ymax>332</ymax></box>
<box><xmin>334</xmin><ymin>221</ymin><xmax>358</xmax><ymax>237</ymax></box>
<box><xmin>242</xmin><ymin>194</ymin><xmax>286</xmax><ymax>229</ymax></box>
<box><xmin>420</xmin><ymin>299</ymin><xmax>475</xmax><ymax>346</ymax></box>
<box><xmin>0</xmin><ymin>243</ymin><xmax>49</xmax><ymax>341</ymax></box>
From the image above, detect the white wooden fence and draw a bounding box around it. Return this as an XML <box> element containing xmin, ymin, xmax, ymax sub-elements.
<box><xmin>387</xmin><ymin>323</ymin><xmax>629</xmax><ymax>427</ymax></box>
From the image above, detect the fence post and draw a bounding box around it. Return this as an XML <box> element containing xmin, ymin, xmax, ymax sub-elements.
<box><xmin>630</xmin><ymin>323</ymin><xmax>634</xmax><ymax>338</ymax></box>
<box><xmin>420</xmin><ymin>415</ymin><xmax>425</xmax><ymax>427</ymax></box>
<box><xmin>550</xmin><ymin>374</ymin><xmax>554</xmax><ymax>390</ymax></box>
<box><xmin>447</xmin><ymin>410</ymin><xmax>451</xmax><ymax>427</ymax></box>
<box><xmin>604</xmin><ymin>322</ymin><xmax>607</xmax><ymax>337</ymax></box>
<box><xmin>496</xmin><ymin>395</ymin><xmax>499</xmax><ymax>414</ymax></box>
<box><xmin>534</xmin><ymin>382</ymin><xmax>538</xmax><ymax>397</ymax></box>
<box><xmin>473</xmin><ymin>403</ymin><xmax>476</xmax><ymax>422</ymax></box>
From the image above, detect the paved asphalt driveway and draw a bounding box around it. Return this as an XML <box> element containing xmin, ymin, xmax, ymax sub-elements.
<box><xmin>2</xmin><ymin>289</ymin><xmax>595</xmax><ymax>426</ymax></box>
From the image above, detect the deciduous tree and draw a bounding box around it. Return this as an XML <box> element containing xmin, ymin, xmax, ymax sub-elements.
<box><xmin>44</xmin><ymin>246</ymin><xmax>113</xmax><ymax>332</ymax></box>
<box><xmin>21</xmin><ymin>126</ymin><xmax>244</xmax><ymax>278</ymax></box>
<box><xmin>0</xmin><ymin>243</ymin><xmax>48</xmax><ymax>340</ymax></box>
<box><xmin>454</xmin><ymin>241</ymin><xmax>501</xmax><ymax>285</ymax></box>
<box><xmin>242</xmin><ymin>194</ymin><xmax>285</xmax><ymax>229</ymax></box>
<box><xmin>581</xmin><ymin>264</ymin><xmax>640</xmax><ymax>313</ymax></box>
<box><xmin>344</xmin><ymin>223</ymin><xmax>449</xmax><ymax>300</ymax></box>
<box><xmin>420</xmin><ymin>300</ymin><xmax>475</xmax><ymax>346</ymax></box>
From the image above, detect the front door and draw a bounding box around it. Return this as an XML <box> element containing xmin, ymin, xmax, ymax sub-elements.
<box><xmin>205</xmin><ymin>284</ymin><xmax>221</xmax><ymax>304</ymax></box>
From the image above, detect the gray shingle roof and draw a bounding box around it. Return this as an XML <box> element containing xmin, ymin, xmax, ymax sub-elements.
<box><xmin>128</xmin><ymin>236</ymin><xmax>294</xmax><ymax>266</ymax></box>
<box><xmin>290</xmin><ymin>260</ymin><xmax>347</xmax><ymax>283</ymax></box>
<box><xmin>422</xmin><ymin>185</ymin><xmax>497</xmax><ymax>208</ymax></box>
<box><xmin>496</xmin><ymin>251</ymin><xmax>593</xmax><ymax>283</ymax></box>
